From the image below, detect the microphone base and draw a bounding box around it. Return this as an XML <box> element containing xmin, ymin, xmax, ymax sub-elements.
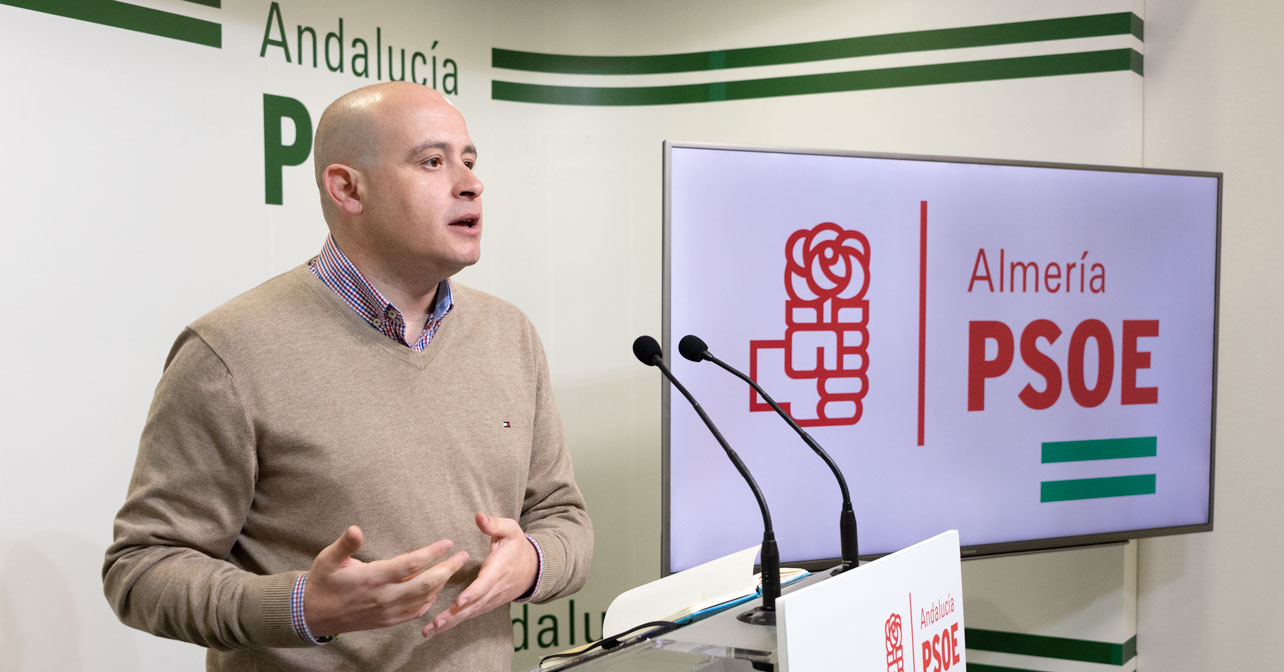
<box><xmin>830</xmin><ymin>560</ymin><xmax>858</xmax><ymax>576</ymax></box>
<box><xmin>736</xmin><ymin>606</ymin><xmax>777</xmax><ymax>626</ymax></box>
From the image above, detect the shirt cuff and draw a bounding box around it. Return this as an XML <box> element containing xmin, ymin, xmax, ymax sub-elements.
<box><xmin>291</xmin><ymin>573</ymin><xmax>337</xmax><ymax>645</ymax></box>
<box><xmin>514</xmin><ymin>535</ymin><xmax>544</xmax><ymax>603</ymax></box>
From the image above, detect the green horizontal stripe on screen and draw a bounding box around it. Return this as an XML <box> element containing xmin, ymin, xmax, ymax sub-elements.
<box><xmin>967</xmin><ymin>629</ymin><xmax>1137</xmax><ymax>665</ymax></box>
<box><xmin>493</xmin><ymin>12</ymin><xmax>1141</xmax><ymax>74</ymax></box>
<box><xmin>1042</xmin><ymin>436</ymin><xmax>1157</xmax><ymax>463</ymax></box>
<box><xmin>492</xmin><ymin>49</ymin><xmax>1140</xmax><ymax>106</ymax></box>
<box><xmin>1040</xmin><ymin>474</ymin><xmax>1156</xmax><ymax>502</ymax></box>
<box><xmin>0</xmin><ymin>0</ymin><xmax>220</xmax><ymax>48</ymax></box>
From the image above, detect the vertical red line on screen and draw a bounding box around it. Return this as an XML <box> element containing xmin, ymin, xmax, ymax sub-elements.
<box><xmin>918</xmin><ymin>201</ymin><xmax>928</xmax><ymax>447</ymax></box>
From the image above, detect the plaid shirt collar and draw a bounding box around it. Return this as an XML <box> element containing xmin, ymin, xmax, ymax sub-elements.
<box><xmin>309</xmin><ymin>235</ymin><xmax>454</xmax><ymax>351</ymax></box>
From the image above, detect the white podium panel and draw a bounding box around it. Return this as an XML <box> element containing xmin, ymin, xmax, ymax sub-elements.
<box><xmin>777</xmin><ymin>531</ymin><xmax>965</xmax><ymax>672</ymax></box>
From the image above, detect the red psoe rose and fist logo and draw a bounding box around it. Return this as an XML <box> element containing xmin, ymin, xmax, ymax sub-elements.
<box><xmin>885</xmin><ymin>613</ymin><xmax>905</xmax><ymax>672</ymax></box>
<box><xmin>750</xmin><ymin>222</ymin><xmax>871</xmax><ymax>426</ymax></box>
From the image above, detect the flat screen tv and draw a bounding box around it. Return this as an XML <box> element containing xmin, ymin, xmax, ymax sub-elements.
<box><xmin>662</xmin><ymin>142</ymin><xmax>1219</xmax><ymax>574</ymax></box>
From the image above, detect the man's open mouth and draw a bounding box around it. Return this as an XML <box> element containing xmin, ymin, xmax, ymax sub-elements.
<box><xmin>450</xmin><ymin>215</ymin><xmax>479</xmax><ymax>228</ymax></box>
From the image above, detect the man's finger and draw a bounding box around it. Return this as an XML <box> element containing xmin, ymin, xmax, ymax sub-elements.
<box><xmin>453</xmin><ymin>558</ymin><xmax>499</xmax><ymax>609</ymax></box>
<box><xmin>425</xmin><ymin>604</ymin><xmax>468</xmax><ymax>638</ymax></box>
<box><xmin>372</xmin><ymin>539</ymin><xmax>455</xmax><ymax>584</ymax></box>
<box><xmin>475</xmin><ymin>512</ymin><xmax>520</xmax><ymax>539</ymax></box>
<box><xmin>368</xmin><ymin>550</ymin><xmax>467</xmax><ymax>628</ymax></box>
<box><xmin>406</xmin><ymin>550</ymin><xmax>471</xmax><ymax>600</ymax></box>
<box><xmin>313</xmin><ymin>525</ymin><xmax>363</xmax><ymax>573</ymax></box>
<box><xmin>426</xmin><ymin>586</ymin><xmax>483</xmax><ymax>638</ymax></box>
<box><xmin>414</xmin><ymin>599</ymin><xmax>437</xmax><ymax>619</ymax></box>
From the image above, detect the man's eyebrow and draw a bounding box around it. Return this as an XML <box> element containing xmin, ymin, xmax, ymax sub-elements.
<box><xmin>407</xmin><ymin>141</ymin><xmax>478</xmax><ymax>159</ymax></box>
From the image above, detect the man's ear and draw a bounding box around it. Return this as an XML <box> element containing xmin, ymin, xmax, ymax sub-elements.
<box><xmin>322</xmin><ymin>164</ymin><xmax>364</xmax><ymax>216</ymax></box>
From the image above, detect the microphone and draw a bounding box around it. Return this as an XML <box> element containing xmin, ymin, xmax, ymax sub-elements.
<box><xmin>679</xmin><ymin>334</ymin><xmax>860</xmax><ymax>574</ymax></box>
<box><xmin>632</xmin><ymin>334</ymin><xmax>664</xmax><ymax>366</ymax></box>
<box><xmin>633</xmin><ymin>335</ymin><xmax>781</xmax><ymax>625</ymax></box>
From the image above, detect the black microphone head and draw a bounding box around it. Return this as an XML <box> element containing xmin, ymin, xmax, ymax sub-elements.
<box><xmin>632</xmin><ymin>335</ymin><xmax>663</xmax><ymax>366</ymax></box>
<box><xmin>678</xmin><ymin>334</ymin><xmax>710</xmax><ymax>363</ymax></box>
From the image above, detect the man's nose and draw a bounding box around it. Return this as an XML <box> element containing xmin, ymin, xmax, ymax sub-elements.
<box><xmin>456</xmin><ymin>165</ymin><xmax>483</xmax><ymax>198</ymax></box>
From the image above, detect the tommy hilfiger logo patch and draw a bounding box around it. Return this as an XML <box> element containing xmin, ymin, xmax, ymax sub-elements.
<box><xmin>502</xmin><ymin>421</ymin><xmax>511</xmax><ymax>428</ymax></box>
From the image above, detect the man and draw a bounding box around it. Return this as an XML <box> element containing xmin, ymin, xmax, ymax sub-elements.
<box><xmin>103</xmin><ymin>82</ymin><xmax>593</xmax><ymax>671</ymax></box>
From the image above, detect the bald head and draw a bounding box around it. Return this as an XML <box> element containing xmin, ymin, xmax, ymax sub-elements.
<box><xmin>313</xmin><ymin>82</ymin><xmax>459</xmax><ymax>194</ymax></box>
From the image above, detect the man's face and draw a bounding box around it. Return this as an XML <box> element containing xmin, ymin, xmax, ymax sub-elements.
<box><xmin>359</xmin><ymin>91</ymin><xmax>484</xmax><ymax>282</ymax></box>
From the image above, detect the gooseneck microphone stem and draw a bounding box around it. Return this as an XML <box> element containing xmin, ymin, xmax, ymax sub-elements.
<box><xmin>655</xmin><ymin>359</ymin><xmax>776</xmax><ymax>537</ymax></box>
<box><xmin>681</xmin><ymin>334</ymin><xmax>860</xmax><ymax>573</ymax></box>
<box><xmin>652</xmin><ymin>358</ymin><xmax>782</xmax><ymax>618</ymax></box>
<box><xmin>633</xmin><ymin>336</ymin><xmax>781</xmax><ymax>623</ymax></box>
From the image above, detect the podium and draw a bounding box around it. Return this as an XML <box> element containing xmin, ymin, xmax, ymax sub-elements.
<box><xmin>528</xmin><ymin>531</ymin><xmax>965</xmax><ymax>672</ymax></box>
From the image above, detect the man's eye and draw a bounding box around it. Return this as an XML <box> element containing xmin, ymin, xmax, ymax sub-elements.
<box><xmin>425</xmin><ymin>157</ymin><xmax>441</xmax><ymax>167</ymax></box>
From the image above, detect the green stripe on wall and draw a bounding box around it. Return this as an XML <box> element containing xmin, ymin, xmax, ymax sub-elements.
<box><xmin>1123</xmin><ymin>634</ymin><xmax>1138</xmax><ymax>663</ymax></box>
<box><xmin>493</xmin><ymin>12</ymin><xmax>1140</xmax><ymax>74</ymax></box>
<box><xmin>967</xmin><ymin>629</ymin><xmax>1137</xmax><ymax>665</ymax></box>
<box><xmin>967</xmin><ymin>665</ymin><xmax>1047</xmax><ymax>672</ymax></box>
<box><xmin>1041</xmin><ymin>474</ymin><xmax>1156</xmax><ymax>502</ymax></box>
<box><xmin>493</xmin><ymin>49</ymin><xmax>1140</xmax><ymax>106</ymax></box>
<box><xmin>179</xmin><ymin>0</ymin><xmax>220</xmax><ymax>8</ymax></box>
<box><xmin>1042</xmin><ymin>436</ymin><xmax>1156</xmax><ymax>463</ymax></box>
<box><xmin>0</xmin><ymin>0</ymin><xmax>220</xmax><ymax>48</ymax></box>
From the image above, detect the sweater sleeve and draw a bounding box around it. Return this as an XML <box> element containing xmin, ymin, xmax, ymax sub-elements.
<box><xmin>518</xmin><ymin>327</ymin><xmax>594</xmax><ymax>604</ymax></box>
<box><xmin>102</xmin><ymin>329</ymin><xmax>305</xmax><ymax>649</ymax></box>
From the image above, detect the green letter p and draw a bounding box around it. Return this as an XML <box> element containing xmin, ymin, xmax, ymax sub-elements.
<box><xmin>263</xmin><ymin>94</ymin><xmax>312</xmax><ymax>205</ymax></box>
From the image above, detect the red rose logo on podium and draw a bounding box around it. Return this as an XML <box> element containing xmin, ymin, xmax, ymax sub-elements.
<box><xmin>885</xmin><ymin>613</ymin><xmax>905</xmax><ymax>672</ymax></box>
<box><xmin>750</xmin><ymin>222</ymin><xmax>870</xmax><ymax>426</ymax></box>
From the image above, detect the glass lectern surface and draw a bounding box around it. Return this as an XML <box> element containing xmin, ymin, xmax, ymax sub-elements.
<box><xmin>526</xmin><ymin>567</ymin><xmax>837</xmax><ymax>671</ymax></box>
<box><xmin>525</xmin><ymin>590</ymin><xmax>790</xmax><ymax>671</ymax></box>
<box><xmin>527</xmin><ymin>636</ymin><xmax>772</xmax><ymax>671</ymax></box>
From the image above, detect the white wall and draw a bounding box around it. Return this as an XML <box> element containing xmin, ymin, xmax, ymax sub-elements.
<box><xmin>1137</xmin><ymin>0</ymin><xmax>1284</xmax><ymax>667</ymax></box>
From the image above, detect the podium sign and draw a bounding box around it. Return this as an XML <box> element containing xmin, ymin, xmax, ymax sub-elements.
<box><xmin>777</xmin><ymin>531</ymin><xmax>964</xmax><ymax>672</ymax></box>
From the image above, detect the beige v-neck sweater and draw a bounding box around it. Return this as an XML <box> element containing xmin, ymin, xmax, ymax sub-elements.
<box><xmin>103</xmin><ymin>265</ymin><xmax>592</xmax><ymax>671</ymax></box>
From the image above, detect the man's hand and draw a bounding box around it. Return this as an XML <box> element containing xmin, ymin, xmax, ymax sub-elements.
<box><xmin>304</xmin><ymin>525</ymin><xmax>470</xmax><ymax>637</ymax></box>
<box><xmin>422</xmin><ymin>513</ymin><xmax>536</xmax><ymax>638</ymax></box>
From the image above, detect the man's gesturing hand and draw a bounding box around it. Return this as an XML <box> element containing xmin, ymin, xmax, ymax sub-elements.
<box><xmin>304</xmin><ymin>525</ymin><xmax>470</xmax><ymax>638</ymax></box>
<box><xmin>422</xmin><ymin>513</ymin><xmax>537</xmax><ymax>638</ymax></box>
